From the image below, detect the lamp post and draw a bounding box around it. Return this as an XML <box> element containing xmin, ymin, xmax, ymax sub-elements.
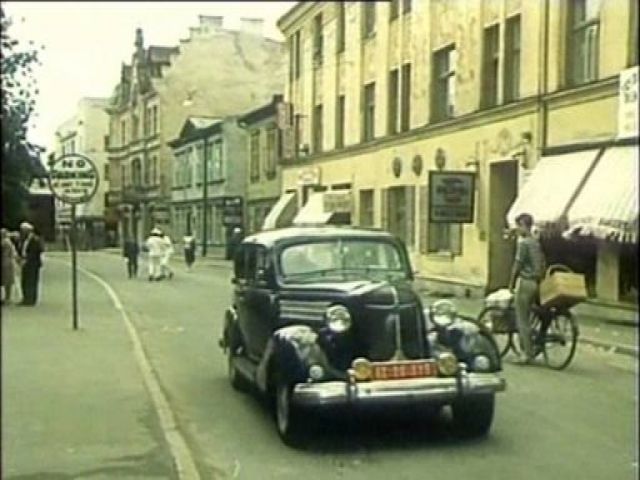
<box><xmin>202</xmin><ymin>140</ymin><xmax>208</xmax><ymax>257</ymax></box>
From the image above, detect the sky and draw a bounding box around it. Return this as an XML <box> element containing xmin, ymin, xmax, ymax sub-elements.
<box><xmin>3</xmin><ymin>1</ymin><xmax>296</xmax><ymax>153</ymax></box>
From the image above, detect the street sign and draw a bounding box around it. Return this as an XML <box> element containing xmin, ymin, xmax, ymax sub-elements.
<box><xmin>428</xmin><ymin>171</ymin><xmax>476</xmax><ymax>223</ymax></box>
<box><xmin>48</xmin><ymin>153</ymin><xmax>99</xmax><ymax>204</ymax></box>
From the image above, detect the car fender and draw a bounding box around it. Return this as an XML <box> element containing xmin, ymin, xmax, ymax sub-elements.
<box><xmin>256</xmin><ymin>325</ymin><xmax>326</xmax><ymax>393</ymax></box>
<box><xmin>220</xmin><ymin>307</ymin><xmax>239</xmax><ymax>352</ymax></box>
<box><xmin>436</xmin><ymin>318</ymin><xmax>502</xmax><ymax>371</ymax></box>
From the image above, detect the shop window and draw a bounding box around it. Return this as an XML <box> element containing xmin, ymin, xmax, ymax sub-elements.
<box><xmin>388</xmin><ymin>68</ymin><xmax>399</xmax><ymax>135</ymax></box>
<box><xmin>431</xmin><ymin>45</ymin><xmax>457</xmax><ymax>122</ymax></box>
<box><xmin>481</xmin><ymin>24</ymin><xmax>500</xmax><ymax>108</ymax></box>
<box><xmin>312</xmin><ymin>104</ymin><xmax>323</xmax><ymax>153</ymax></box>
<box><xmin>568</xmin><ymin>0</ymin><xmax>600</xmax><ymax>85</ymax></box>
<box><xmin>428</xmin><ymin>223</ymin><xmax>462</xmax><ymax>255</ymax></box>
<box><xmin>619</xmin><ymin>243</ymin><xmax>638</xmax><ymax>303</ymax></box>
<box><xmin>362</xmin><ymin>82</ymin><xmax>376</xmax><ymax>142</ymax></box>
<box><xmin>504</xmin><ymin>15</ymin><xmax>521</xmax><ymax>102</ymax></box>
<box><xmin>359</xmin><ymin>189</ymin><xmax>375</xmax><ymax>227</ymax></box>
<box><xmin>400</xmin><ymin>63</ymin><xmax>411</xmax><ymax>131</ymax></box>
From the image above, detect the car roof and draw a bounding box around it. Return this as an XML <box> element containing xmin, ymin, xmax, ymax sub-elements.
<box><xmin>241</xmin><ymin>226</ymin><xmax>397</xmax><ymax>248</ymax></box>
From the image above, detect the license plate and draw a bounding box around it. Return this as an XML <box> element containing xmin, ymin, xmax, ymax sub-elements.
<box><xmin>370</xmin><ymin>360</ymin><xmax>437</xmax><ymax>380</ymax></box>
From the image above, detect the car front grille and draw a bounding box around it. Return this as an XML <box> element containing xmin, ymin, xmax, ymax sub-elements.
<box><xmin>279</xmin><ymin>299</ymin><xmax>331</xmax><ymax>323</ymax></box>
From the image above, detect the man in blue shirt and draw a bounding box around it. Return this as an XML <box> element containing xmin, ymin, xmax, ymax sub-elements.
<box><xmin>509</xmin><ymin>213</ymin><xmax>545</xmax><ymax>364</ymax></box>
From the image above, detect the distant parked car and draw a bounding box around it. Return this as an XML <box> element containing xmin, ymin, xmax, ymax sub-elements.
<box><xmin>219</xmin><ymin>226</ymin><xmax>506</xmax><ymax>446</ymax></box>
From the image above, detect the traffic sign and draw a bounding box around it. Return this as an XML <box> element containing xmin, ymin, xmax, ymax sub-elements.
<box><xmin>48</xmin><ymin>153</ymin><xmax>99</xmax><ymax>204</ymax></box>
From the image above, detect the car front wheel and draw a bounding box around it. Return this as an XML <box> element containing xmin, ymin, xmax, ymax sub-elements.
<box><xmin>275</xmin><ymin>378</ymin><xmax>305</xmax><ymax>447</ymax></box>
<box><xmin>451</xmin><ymin>393</ymin><xmax>495</xmax><ymax>437</ymax></box>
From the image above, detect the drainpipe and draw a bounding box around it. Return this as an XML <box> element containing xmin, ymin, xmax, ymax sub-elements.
<box><xmin>537</xmin><ymin>0</ymin><xmax>550</xmax><ymax>155</ymax></box>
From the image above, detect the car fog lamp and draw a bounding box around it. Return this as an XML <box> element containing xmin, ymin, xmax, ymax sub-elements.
<box><xmin>352</xmin><ymin>357</ymin><xmax>372</xmax><ymax>381</ymax></box>
<box><xmin>472</xmin><ymin>354</ymin><xmax>491</xmax><ymax>372</ymax></box>
<box><xmin>326</xmin><ymin>304</ymin><xmax>352</xmax><ymax>333</ymax></box>
<box><xmin>437</xmin><ymin>352</ymin><xmax>459</xmax><ymax>376</ymax></box>
<box><xmin>309</xmin><ymin>364</ymin><xmax>325</xmax><ymax>381</ymax></box>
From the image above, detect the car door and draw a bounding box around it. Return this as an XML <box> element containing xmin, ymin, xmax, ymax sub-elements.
<box><xmin>233</xmin><ymin>244</ymin><xmax>252</xmax><ymax>349</ymax></box>
<box><xmin>244</xmin><ymin>246</ymin><xmax>276</xmax><ymax>361</ymax></box>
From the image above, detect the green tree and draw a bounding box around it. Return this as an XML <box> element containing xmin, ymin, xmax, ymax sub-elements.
<box><xmin>1</xmin><ymin>5</ymin><xmax>44</xmax><ymax>229</ymax></box>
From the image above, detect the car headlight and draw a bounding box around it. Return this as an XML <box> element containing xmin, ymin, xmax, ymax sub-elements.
<box><xmin>430</xmin><ymin>299</ymin><xmax>457</xmax><ymax>327</ymax></box>
<box><xmin>437</xmin><ymin>352</ymin><xmax>459</xmax><ymax>376</ymax></box>
<box><xmin>325</xmin><ymin>304</ymin><xmax>352</xmax><ymax>333</ymax></box>
<box><xmin>471</xmin><ymin>354</ymin><xmax>491</xmax><ymax>372</ymax></box>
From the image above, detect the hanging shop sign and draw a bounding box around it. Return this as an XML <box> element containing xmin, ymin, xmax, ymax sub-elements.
<box><xmin>618</xmin><ymin>66</ymin><xmax>639</xmax><ymax>139</ymax></box>
<box><xmin>297</xmin><ymin>166</ymin><xmax>321</xmax><ymax>186</ymax></box>
<box><xmin>222</xmin><ymin>196</ymin><xmax>244</xmax><ymax>226</ymax></box>
<box><xmin>428</xmin><ymin>171</ymin><xmax>476</xmax><ymax>223</ymax></box>
<box><xmin>323</xmin><ymin>191</ymin><xmax>352</xmax><ymax>213</ymax></box>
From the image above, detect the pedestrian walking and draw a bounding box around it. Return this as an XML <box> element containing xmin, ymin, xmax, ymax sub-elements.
<box><xmin>122</xmin><ymin>236</ymin><xmax>140</xmax><ymax>278</ymax></box>
<box><xmin>145</xmin><ymin>227</ymin><xmax>164</xmax><ymax>281</ymax></box>
<box><xmin>1</xmin><ymin>228</ymin><xmax>19</xmax><ymax>305</ymax></box>
<box><xmin>160</xmin><ymin>233</ymin><xmax>174</xmax><ymax>280</ymax></box>
<box><xmin>17</xmin><ymin>222</ymin><xmax>44</xmax><ymax>306</ymax></box>
<box><xmin>509</xmin><ymin>212</ymin><xmax>546</xmax><ymax>364</ymax></box>
<box><xmin>183</xmin><ymin>231</ymin><xmax>196</xmax><ymax>271</ymax></box>
<box><xmin>8</xmin><ymin>231</ymin><xmax>23</xmax><ymax>301</ymax></box>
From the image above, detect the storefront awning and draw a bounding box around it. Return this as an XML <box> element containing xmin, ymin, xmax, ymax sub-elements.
<box><xmin>565</xmin><ymin>146</ymin><xmax>638</xmax><ymax>243</ymax></box>
<box><xmin>292</xmin><ymin>191</ymin><xmax>352</xmax><ymax>226</ymax></box>
<box><xmin>262</xmin><ymin>192</ymin><xmax>297</xmax><ymax>230</ymax></box>
<box><xmin>506</xmin><ymin>149</ymin><xmax>601</xmax><ymax>231</ymax></box>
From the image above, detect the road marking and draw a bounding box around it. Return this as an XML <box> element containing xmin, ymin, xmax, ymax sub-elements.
<box><xmin>51</xmin><ymin>258</ymin><xmax>201</xmax><ymax>480</ymax></box>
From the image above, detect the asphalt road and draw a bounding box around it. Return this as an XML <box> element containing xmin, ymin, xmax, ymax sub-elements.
<box><xmin>30</xmin><ymin>252</ymin><xmax>640</xmax><ymax>479</ymax></box>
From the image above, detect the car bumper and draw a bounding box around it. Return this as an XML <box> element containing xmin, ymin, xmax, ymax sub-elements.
<box><xmin>292</xmin><ymin>372</ymin><xmax>506</xmax><ymax>407</ymax></box>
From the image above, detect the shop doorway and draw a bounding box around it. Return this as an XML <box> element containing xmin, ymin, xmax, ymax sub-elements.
<box><xmin>487</xmin><ymin>160</ymin><xmax>518</xmax><ymax>292</ymax></box>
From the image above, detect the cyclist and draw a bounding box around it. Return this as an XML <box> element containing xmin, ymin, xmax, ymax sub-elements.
<box><xmin>508</xmin><ymin>213</ymin><xmax>546</xmax><ymax>364</ymax></box>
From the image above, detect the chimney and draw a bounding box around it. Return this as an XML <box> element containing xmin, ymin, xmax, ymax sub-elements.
<box><xmin>199</xmin><ymin>15</ymin><xmax>223</xmax><ymax>30</ymax></box>
<box><xmin>239</xmin><ymin>17</ymin><xmax>264</xmax><ymax>37</ymax></box>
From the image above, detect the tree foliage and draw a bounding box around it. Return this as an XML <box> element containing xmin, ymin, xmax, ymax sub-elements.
<box><xmin>1</xmin><ymin>5</ymin><xmax>44</xmax><ymax>229</ymax></box>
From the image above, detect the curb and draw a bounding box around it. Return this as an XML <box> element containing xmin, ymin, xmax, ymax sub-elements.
<box><xmin>578</xmin><ymin>335</ymin><xmax>639</xmax><ymax>358</ymax></box>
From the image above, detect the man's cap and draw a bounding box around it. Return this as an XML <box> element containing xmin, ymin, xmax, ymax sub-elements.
<box><xmin>20</xmin><ymin>222</ymin><xmax>34</xmax><ymax>230</ymax></box>
<box><xmin>151</xmin><ymin>227</ymin><xmax>162</xmax><ymax>235</ymax></box>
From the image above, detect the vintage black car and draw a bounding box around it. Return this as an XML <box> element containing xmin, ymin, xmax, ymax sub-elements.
<box><xmin>220</xmin><ymin>226</ymin><xmax>506</xmax><ymax>445</ymax></box>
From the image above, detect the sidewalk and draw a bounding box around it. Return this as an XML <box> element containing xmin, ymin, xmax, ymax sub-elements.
<box><xmin>1</xmin><ymin>260</ymin><xmax>177</xmax><ymax>478</ymax></box>
<box><xmin>101</xmin><ymin>247</ymin><xmax>637</xmax><ymax>358</ymax></box>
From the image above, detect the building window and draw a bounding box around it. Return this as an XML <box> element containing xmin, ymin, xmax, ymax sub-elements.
<box><xmin>481</xmin><ymin>24</ymin><xmax>500</xmax><ymax>108</ymax></box>
<box><xmin>313</xmin><ymin>13</ymin><xmax>323</xmax><ymax>67</ymax></box>
<box><xmin>336</xmin><ymin>94</ymin><xmax>345</xmax><ymax>149</ymax></box>
<box><xmin>212</xmin><ymin>140</ymin><xmax>223</xmax><ymax>180</ymax></box>
<box><xmin>132</xmin><ymin>158</ymin><xmax>142</xmax><ymax>187</ymax></box>
<box><xmin>387</xmin><ymin>186</ymin><xmax>414</xmax><ymax>248</ymax></box>
<box><xmin>390</xmin><ymin>0</ymin><xmax>399</xmax><ymax>21</ymax></box>
<box><xmin>388</xmin><ymin>68</ymin><xmax>399</xmax><ymax>135</ymax></box>
<box><xmin>104</xmin><ymin>164</ymin><xmax>110</xmax><ymax>180</ymax></box>
<box><xmin>362</xmin><ymin>3</ymin><xmax>376</xmax><ymax>39</ymax></box>
<box><xmin>143</xmin><ymin>107</ymin><xmax>150</xmax><ymax>136</ymax></box>
<box><xmin>143</xmin><ymin>156</ymin><xmax>150</xmax><ymax>185</ymax></box>
<box><xmin>313</xmin><ymin>104</ymin><xmax>323</xmax><ymax>153</ymax></box>
<box><xmin>250</xmin><ymin>131</ymin><xmax>260</xmax><ymax>182</ymax></box>
<box><xmin>568</xmin><ymin>0</ymin><xmax>600</xmax><ymax>85</ymax></box>
<box><xmin>428</xmin><ymin>223</ymin><xmax>462</xmax><ymax>255</ymax></box>
<box><xmin>630</xmin><ymin>0</ymin><xmax>638</xmax><ymax>66</ymax></box>
<box><xmin>400</xmin><ymin>63</ymin><xmax>411</xmax><ymax>132</ymax></box>
<box><xmin>504</xmin><ymin>15</ymin><xmax>521</xmax><ymax>103</ymax></box>
<box><xmin>152</xmin><ymin>106</ymin><xmax>159</xmax><ymax>133</ymax></box>
<box><xmin>196</xmin><ymin>145</ymin><xmax>203</xmax><ymax>183</ymax></box>
<box><xmin>132</xmin><ymin>114</ymin><xmax>139</xmax><ymax>141</ymax></box>
<box><xmin>402</xmin><ymin>0</ymin><xmax>412</xmax><ymax>14</ymax></box>
<box><xmin>121</xmin><ymin>165</ymin><xmax>126</xmax><ymax>188</ymax></box>
<box><xmin>292</xmin><ymin>30</ymin><xmax>301</xmax><ymax>80</ymax></box>
<box><xmin>152</xmin><ymin>156</ymin><xmax>158</xmax><ymax>185</ymax></box>
<box><xmin>431</xmin><ymin>45</ymin><xmax>457</xmax><ymax>122</ymax></box>
<box><xmin>120</xmin><ymin>119</ymin><xmax>127</xmax><ymax>146</ymax></box>
<box><xmin>336</xmin><ymin>3</ymin><xmax>345</xmax><ymax>53</ymax></box>
<box><xmin>265</xmin><ymin>127</ymin><xmax>278</xmax><ymax>179</ymax></box>
<box><xmin>359</xmin><ymin>189</ymin><xmax>374</xmax><ymax>227</ymax></box>
<box><xmin>185</xmin><ymin>148</ymin><xmax>193</xmax><ymax>187</ymax></box>
<box><xmin>363</xmin><ymin>82</ymin><xmax>376</xmax><ymax>142</ymax></box>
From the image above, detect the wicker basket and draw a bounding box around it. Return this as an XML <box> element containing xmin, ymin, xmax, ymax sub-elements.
<box><xmin>539</xmin><ymin>264</ymin><xmax>587</xmax><ymax>309</ymax></box>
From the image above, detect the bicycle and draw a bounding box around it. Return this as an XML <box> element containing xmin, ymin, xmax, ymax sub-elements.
<box><xmin>477</xmin><ymin>267</ymin><xmax>580</xmax><ymax>370</ymax></box>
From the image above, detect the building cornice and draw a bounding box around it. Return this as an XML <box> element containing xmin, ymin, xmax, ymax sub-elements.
<box><xmin>277</xmin><ymin>1</ymin><xmax>316</xmax><ymax>34</ymax></box>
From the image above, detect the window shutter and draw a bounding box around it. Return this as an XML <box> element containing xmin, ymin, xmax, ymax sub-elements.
<box><xmin>380</xmin><ymin>188</ymin><xmax>388</xmax><ymax>230</ymax></box>
<box><xmin>406</xmin><ymin>186</ymin><xmax>415</xmax><ymax>248</ymax></box>
<box><xmin>419</xmin><ymin>185</ymin><xmax>428</xmax><ymax>253</ymax></box>
<box><xmin>451</xmin><ymin>224</ymin><xmax>463</xmax><ymax>255</ymax></box>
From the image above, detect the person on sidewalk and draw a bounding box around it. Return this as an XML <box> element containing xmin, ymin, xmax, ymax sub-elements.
<box><xmin>1</xmin><ymin>228</ymin><xmax>18</xmax><ymax>305</ymax></box>
<box><xmin>159</xmin><ymin>233</ymin><xmax>174</xmax><ymax>280</ymax></box>
<box><xmin>17</xmin><ymin>222</ymin><xmax>44</xmax><ymax>306</ymax></box>
<box><xmin>8</xmin><ymin>231</ymin><xmax>23</xmax><ymax>301</ymax></box>
<box><xmin>183</xmin><ymin>231</ymin><xmax>196</xmax><ymax>271</ymax></box>
<box><xmin>145</xmin><ymin>228</ymin><xmax>164</xmax><ymax>281</ymax></box>
<box><xmin>122</xmin><ymin>236</ymin><xmax>140</xmax><ymax>279</ymax></box>
<box><xmin>509</xmin><ymin>213</ymin><xmax>546</xmax><ymax>364</ymax></box>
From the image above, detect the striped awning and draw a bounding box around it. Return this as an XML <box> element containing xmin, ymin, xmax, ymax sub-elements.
<box><xmin>565</xmin><ymin>146</ymin><xmax>639</xmax><ymax>243</ymax></box>
<box><xmin>262</xmin><ymin>192</ymin><xmax>297</xmax><ymax>230</ymax></box>
<box><xmin>506</xmin><ymin>149</ymin><xmax>601</xmax><ymax>232</ymax></box>
<box><xmin>292</xmin><ymin>192</ymin><xmax>332</xmax><ymax>226</ymax></box>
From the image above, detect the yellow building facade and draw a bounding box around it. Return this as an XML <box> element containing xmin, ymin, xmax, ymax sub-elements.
<box><xmin>277</xmin><ymin>0</ymin><xmax>638</xmax><ymax>303</ymax></box>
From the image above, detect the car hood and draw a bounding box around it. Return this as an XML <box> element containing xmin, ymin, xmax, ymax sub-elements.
<box><xmin>279</xmin><ymin>279</ymin><xmax>418</xmax><ymax>304</ymax></box>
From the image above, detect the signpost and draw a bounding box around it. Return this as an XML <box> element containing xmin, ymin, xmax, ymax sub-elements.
<box><xmin>47</xmin><ymin>153</ymin><xmax>99</xmax><ymax>330</ymax></box>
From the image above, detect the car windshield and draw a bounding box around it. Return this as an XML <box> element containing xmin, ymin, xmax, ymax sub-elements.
<box><xmin>279</xmin><ymin>239</ymin><xmax>409</xmax><ymax>282</ymax></box>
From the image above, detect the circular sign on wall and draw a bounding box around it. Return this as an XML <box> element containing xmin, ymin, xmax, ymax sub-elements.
<box><xmin>48</xmin><ymin>153</ymin><xmax>99</xmax><ymax>204</ymax></box>
<box><xmin>392</xmin><ymin>156</ymin><xmax>402</xmax><ymax>177</ymax></box>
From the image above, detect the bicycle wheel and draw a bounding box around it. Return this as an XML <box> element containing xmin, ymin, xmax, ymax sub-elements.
<box><xmin>477</xmin><ymin>306</ymin><xmax>513</xmax><ymax>358</ymax></box>
<box><xmin>541</xmin><ymin>311</ymin><xmax>578</xmax><ymax>370</ymax></box>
